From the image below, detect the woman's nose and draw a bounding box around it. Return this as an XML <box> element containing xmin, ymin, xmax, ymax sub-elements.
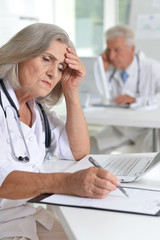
<box><xmin>46</xmin><ymin>65</ymin><xmax>58</xmax><ymax>79</ymax></box>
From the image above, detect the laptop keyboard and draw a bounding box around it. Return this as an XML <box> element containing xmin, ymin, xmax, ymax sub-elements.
<box><xmin>102</xmin><ymin>156</ymin><xmax>153</xmax><ymax>176</ymax></box>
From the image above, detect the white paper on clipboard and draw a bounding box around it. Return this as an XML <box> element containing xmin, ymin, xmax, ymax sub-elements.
<box><xmin>40</xmin><ymin>187</ymin><xmax>160</xmax><ymax>216</ymax></box>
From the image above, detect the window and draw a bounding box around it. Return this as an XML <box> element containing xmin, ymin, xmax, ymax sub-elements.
<box><xmin>117</xmin><ymin>0</ymin><xmax>132</xmax><ymax>24</ymax></box>
<box><xmin>75</xmin><ymin>0</ymin><xmax>104</xmax><ymax>56</ymax></box>
<box><xmin>55</xmin><ymin>0</ymin><xmax>132</xmax><ymax>57</ymax></box>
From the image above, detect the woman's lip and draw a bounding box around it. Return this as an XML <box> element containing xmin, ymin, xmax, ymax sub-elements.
<box><xmin>41</xmin><ymin>80</ymin><xmax>51</xmax><ymax>87</ymax></box>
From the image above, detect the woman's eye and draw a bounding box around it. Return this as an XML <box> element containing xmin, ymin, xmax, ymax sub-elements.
<box><xmin>43</xmin><ymin>56</ymin><xmax>50</xmax><ymax>62</ymax></box>
<box><xmin>58</xmin><ymin>65</ymin><xmax>64</xmax><ymax>72</ymax></box>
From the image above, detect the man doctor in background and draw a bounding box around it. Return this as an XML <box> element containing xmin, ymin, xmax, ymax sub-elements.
<box><xmin>90</xmin><ymin>25</ymin><xmax>160</xmax><ymax>154</ymax></box>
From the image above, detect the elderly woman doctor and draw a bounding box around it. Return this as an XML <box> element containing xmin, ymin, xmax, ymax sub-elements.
<box><xmin>0</xmin><ymin>23</ymin><xmax>119</xmax><ymax>240</ymax></box>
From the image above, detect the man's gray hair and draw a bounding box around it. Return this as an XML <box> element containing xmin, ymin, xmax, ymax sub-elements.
<box><xmin>0</xmin><ymin>23</ymin><xmax>74</xmax><ymax>107</ymax></box>
<box><xmin>105</xmin><ymin>25</ymin><xmax>135</xmax><ymax>47</ymax></box>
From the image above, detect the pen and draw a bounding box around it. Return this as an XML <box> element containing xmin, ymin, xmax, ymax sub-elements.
<box><xmin>89</xmin><ymin>156</ymin><xmax>129</xmax><ymax>197</ymax></box>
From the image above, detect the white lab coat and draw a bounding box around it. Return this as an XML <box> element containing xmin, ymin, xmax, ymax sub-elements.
<box><xmin>0</xmin><ymin>80</ymin><xmax>74</xmax><ymax>239</ymax></box>
<box><xmin>91</xmin><ymin>51</ymin><xmax>160</xmax><ymax>153</ymax></box>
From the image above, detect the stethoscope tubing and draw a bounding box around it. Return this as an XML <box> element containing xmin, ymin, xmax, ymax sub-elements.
<box><xmin>0</xmin><ymin>79</ymin><xmax>51</xmax><ymax>162</ymax></box>
<box><xmin>5</xmin><ymin>105</ymin><xmax>30</xmax><ymax>162</ymax></box>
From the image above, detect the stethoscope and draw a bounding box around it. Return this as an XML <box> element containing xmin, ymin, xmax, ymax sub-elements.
<box><xmin>0</xmin><ymin>79</ymin><xmax>51</xmax><ymax>162</ymax></box>
<box><xmin>108</xmin><ymin>53</ymin><xmax>140</xmax><ymax>94</ymax></box>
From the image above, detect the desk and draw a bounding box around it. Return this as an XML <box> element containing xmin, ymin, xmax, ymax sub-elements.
<box><xmin>53</xmin><ymin>102</ymin><xmax>160</xmax><ymax>151</ymax></box>
<box><xmin>83</xmin><ymin>107</ymin><xmax>160</xmax><ymax>152</ymax></box>
<box><xmin>83</xmin><ymin>106</ymin><xmax>160</xmax><ymax>128</ymax></box>
<box><xmin>42</xmin><ymin>158</ymin><xmax>160</xmax><ymax>240</ymax></box>
<box><xmin>53</xmin><ymin>101</ymin><xmax>160</xmax><ymax>128</ymax></box>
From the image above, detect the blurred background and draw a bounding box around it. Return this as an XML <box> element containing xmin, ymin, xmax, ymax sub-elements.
<box><xmin>1</xmin><ymin>0</ymin><xmax>160</xmax><ymax>59</ymax></box>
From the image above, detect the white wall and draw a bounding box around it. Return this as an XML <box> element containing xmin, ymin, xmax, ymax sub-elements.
<box><xmin>103</xmin><ymin>0</ymin><xmax>117</xmax><ymax>32</ymax></box>
<box><xmin>0</xmin><ymin>0</ymin><xmax>54</xmax><ymax>46</ymax></box>
<box><xmin>53</xmin><ymin>0</ymin><xmax>75</xmax><ymax>44</ymax></box>
<box><xmin>129</xmin><ymin>0</ymin><xmax>160</xmax><ymax>61</ymax></box>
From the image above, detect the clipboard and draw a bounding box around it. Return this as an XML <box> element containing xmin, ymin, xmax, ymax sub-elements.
<box><xmin>29</xmin><ymin>187</ymin><xmax>160</xmax><ymax>217</ymax></box>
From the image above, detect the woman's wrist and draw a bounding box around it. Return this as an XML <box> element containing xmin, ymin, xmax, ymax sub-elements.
<box><xmin>64</xmin><ymin>88</ymin><xmax>80</xmax><ymax>105</ymax></box>
<box><xmin>43</xmin><ymin>172</ymin><xmax>72</xmax><ymax>195</ymax></box>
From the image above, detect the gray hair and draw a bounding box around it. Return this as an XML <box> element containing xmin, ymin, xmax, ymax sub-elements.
<box><xmin>0</xmin><ymin>23</ymin><xmax>74</xmax><ymax>107</ymax></box>
<box><xmin>105</xmin><ymin>25</ymin><xmax>135</xmax><ymax>48</ymax></box>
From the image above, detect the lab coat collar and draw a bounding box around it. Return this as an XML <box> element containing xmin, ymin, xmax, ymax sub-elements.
<box><xmin>3</xmin><ymin>79</ymin><xmax>36</xmax><ymax>115</ymax></box>
<box><xmin>5</xmin><ymin>80</ymin><xmax>20</xmax><ymax>110</ymax></box>
<box><xmin>125</xmin><ymin>54</ymin><xmax>137</xmax><ymax>76</ymax></box>
<box><xmin>124</xmin><ymin>51</ymin><xmax>146</xmax><ymax>74</ymax></box>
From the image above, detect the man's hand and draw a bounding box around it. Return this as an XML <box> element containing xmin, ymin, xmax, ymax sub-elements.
<box><xmin>101</xmin><ymin>49</ymin><xmax>110</xmax><ymax>71</ymax></box>
<box><xmin>114</xmin><ymin>94</ymin><xmax>136</xmax><ymax>105</ymax></box>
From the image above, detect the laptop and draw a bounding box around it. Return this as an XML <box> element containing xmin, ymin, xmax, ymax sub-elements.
<box><xmin>88</xmin><ymin>152</ymin><xmax>160</xmax><ymax>182</ymax></box>
<box><xmin>92</xmin><ymin>101</ymin><xmax>130</xmax><ymax>109</ymax></box>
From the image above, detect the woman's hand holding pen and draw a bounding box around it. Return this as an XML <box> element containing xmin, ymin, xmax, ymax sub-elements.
<box><xmin>65</xmin><ymin>167</ymin><xmax>120</xmax><ymax>199</ymax></box>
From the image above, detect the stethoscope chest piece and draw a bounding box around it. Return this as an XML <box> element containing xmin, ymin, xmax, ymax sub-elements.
<box><xmin>18</xmin><ymin>156</ymin><xmax>30</xmax><ymax>162</ymax></box>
